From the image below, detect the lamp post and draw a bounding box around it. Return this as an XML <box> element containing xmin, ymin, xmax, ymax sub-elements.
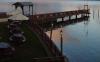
<box><xmin>60</xmin><ymin>25</ymin><xmax>63</xmax><ymax>55</ymax></box>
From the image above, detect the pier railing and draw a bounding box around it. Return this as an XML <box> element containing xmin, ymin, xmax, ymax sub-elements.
<box><xmin>29</xmin><ymin>9</ymin><xmax>90</xmax><ymax>21</ymax></box>
<box><xmin>27</xmin><ymin>9</ymin><xmax>90</xmax><ymax>62</ymax></box>
<box><xmin>27</xmin><ymin>20</ymin><xmax>68</xmax><ymax>62</ymax></box>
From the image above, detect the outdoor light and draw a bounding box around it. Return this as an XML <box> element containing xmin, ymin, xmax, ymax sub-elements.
<box><xmin>60</xmin><ymin>25</ymin><xmax>63</xmax><ymax>55</ymax></box>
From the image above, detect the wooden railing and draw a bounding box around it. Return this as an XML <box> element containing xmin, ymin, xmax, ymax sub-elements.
<box><xmin>27</xmin><ymin>20</ymin><xmax>68</xmax><ymax>62</ymax></box>
<box><xmin>26</xmin><ymin>9</ymin><xmax>90</xmax><ymax>62</ymax></box>
<box><xmin>29</xmin><ymin>9</ymin><xmax>90</xmax><ymax>21</ymax></box>
<box><xmin>29</xmin><ymin>23</ymin><xmax>62</xmax><ymax>56</ymax></box>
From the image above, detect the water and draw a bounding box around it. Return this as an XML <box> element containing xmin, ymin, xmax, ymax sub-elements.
<box><xmin>42</xmin><ymin>2</ymin><xmax>100</xmax><ymax>62</ymax></box>
<box><xmin>0</xmin><ymin>1</ymin><xmax>100</xmax><ymax>62</ymax></box>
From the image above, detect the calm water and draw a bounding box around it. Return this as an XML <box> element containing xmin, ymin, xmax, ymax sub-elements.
<box><xmin>1</xmin><ymin>1</ymin><xmax>100</xmax><ymax>62</ymax></box>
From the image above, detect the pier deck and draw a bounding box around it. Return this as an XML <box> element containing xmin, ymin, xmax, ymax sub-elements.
<box><xmin>29</xmin><ymin>9</ymin><xmax>90</xmax><ymax>23</ymax></box>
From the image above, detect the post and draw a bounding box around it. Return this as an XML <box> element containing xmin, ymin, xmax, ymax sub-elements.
<box><xmin>98</xmin><ymin>9</ymin><xmax>99</xmax><ymax>19</ymax></box>
<box><xmin>62</xmin><ymin>17</ymin><xmax>64</xmax><ymax>22</ymax></box>
<box><xmin>93</xmin><ymin>8</ymin><xmax>94</xmax><ymax>19</ymax></box>
<box><xmin>29</xmin><ymin>5</ymin><xmax>30</xmax><ymax>16</ymax></box>
<box><xmin>76</xmin><ymin>15</ymin><xmax>77</xmax><ymax>19</ymax></box>
<box><xmin>69</xmin><ymin>16</ymin><xmax>71</xmax><ymax>20</ymax></box>
<box><xmin>60</xmin><ymin>25</ymin><xmax>63</xmax><ymax>55</ymax></box>
<box><xmin>50</xmin><ymin>23</ymin><xmax>53</xmax><ymax>40</ymax></box>
<box><xmin>32</xmin><ymin>5</ymin><xmax>33</xmax><ymax>15</ymax></box>
<box><xmin>21</xmin><ymin>6</ymin><xmax>24</xmax><ymax>15</ymax></box>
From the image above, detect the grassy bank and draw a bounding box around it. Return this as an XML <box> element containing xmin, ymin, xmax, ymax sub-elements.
<box><xmin>0</xmin><ymin>22</ymin><xmax>49</xmax><ymax>62</ymax></box>
<box><xmin>0</xmin><ymin>22</ymin><xmax>8</xmax><ymax>42</ymax></box>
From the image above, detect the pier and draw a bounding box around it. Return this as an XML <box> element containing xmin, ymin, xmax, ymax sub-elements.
<box><xmin>29</xmin><ymin>9</ymin><xmax>90</xmax><ymax>24</ymax></box>
<box><xmin>27</xmin><ymin>9</ymin><xmax>90</xmax><ymax>62</ymax></box>
<box><xmin>0</xmin><ymin>2</ymin><xmax>90</xmax><ymax>62</ymax></box>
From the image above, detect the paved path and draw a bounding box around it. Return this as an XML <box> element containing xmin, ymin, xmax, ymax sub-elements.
<box><xmin>0</xmin><ymin>18</ymin><xmax>8</xmax><ymax>22</ymax></box>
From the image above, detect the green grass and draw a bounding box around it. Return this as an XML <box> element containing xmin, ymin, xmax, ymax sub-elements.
<box><xmin>0</xmin><ymin>22</ymin><xmax>50</xmax><ymax>62</ymax></box>
<box><xmin>0</xmin><ymin>22</ymin><xmax>8</xmax><ymax>42</ymax></box>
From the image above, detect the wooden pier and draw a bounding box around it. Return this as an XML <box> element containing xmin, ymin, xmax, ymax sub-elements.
<box><xmin>27</xmin><ymin>9</ymin><xmax>90</xmax><ymax>62</ymax></box>
<box><xmin>29</xmin><ymin>9</ymin><xmax>90</xmax><ymax>23</ymax></box>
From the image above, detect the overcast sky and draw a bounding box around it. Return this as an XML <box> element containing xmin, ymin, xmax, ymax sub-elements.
<box><xmin>0</xmin><ymin>0</ymin><xmax>100</xmax><ymax>2</ymax></box>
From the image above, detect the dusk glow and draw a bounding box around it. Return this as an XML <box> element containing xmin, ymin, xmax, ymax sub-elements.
<box><xmin>0</xmin><ymin>1</ymin><xmax>100</xmax><ymax>62</ymax></box>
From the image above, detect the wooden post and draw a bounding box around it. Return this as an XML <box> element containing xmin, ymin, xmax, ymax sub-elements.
<box><xmin>62</xmin><ymin>17</ymin><xmax>64</xmax><ymax>22</ymax></box>
<box><xmin>29</xmin><ymin>5</ymin><xmax>30</xmax><ymax>16</ymax></box>
<box><xmin>21</xmin><ymin>6</ymin><xmax>24</xmax><ymax>15</ymax></box>
<box><xmin>98</xmin><ymin>9</ymin><xmax>99</xmax><ymax>19</ymax></box>
<box><xmin>76</xmin><ymin>15</ymin><xmax>77</xmax><ymax>19</ymax></box>
<box><xmin>69</xmin><ymin>16</ymin><xmax>71</xmax><ymax>20</ymax></box>
<box><xmin>93</xmin><ymin>9</ymin><xmax>94</xmax><ymax>19</ymax></box>
<box><xmin>50</xmin><ymin>24</ymin><xmax>53</xmax><ymax>40</ymax></box>
<box><xmin>81</xmin><ymin>14</ymin><xmax>84</xmax><ymax>18</ymax></box>
<box><xmin>32</xmin><ymin>5</ymin><xmax>33</xmax><ymax>15</ymax></box>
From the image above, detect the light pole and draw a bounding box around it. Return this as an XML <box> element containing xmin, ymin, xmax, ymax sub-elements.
<box><xmin>60</xmin><ymin>25</ymin><xmax>63</xmax><ymax>55</ymax></box>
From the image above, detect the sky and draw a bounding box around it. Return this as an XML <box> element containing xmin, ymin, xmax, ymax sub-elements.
<box><xmin>0</xmin><ymin>0</ymin><xmax>100</xmax><ymax>2</ymax></box>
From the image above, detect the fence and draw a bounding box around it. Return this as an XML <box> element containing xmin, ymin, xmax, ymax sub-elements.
<box><xmin>27</xmin><ymin>20</ymin><xmax>68</xmax><ymax>62</ymax></box>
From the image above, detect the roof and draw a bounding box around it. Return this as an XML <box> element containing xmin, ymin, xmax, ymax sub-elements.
<box><xmin>8</xmin><ymin>14</ymin><xmax>29</xmax><ymax>20</ymax></box>
<box><xmin>13</xmin><ymin>2</ymin><xmax>33</xmax><ymax>6</ymax></box>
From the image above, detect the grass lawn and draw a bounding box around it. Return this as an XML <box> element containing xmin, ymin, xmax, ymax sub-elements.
<box><xmin>0</xmin><ymin>22</ymin><xmax>8</xmax><ymax>42</ymax></box>
<box><xmin>0</xmin><ymin>22</ymin><xmax>51</xmax><ymax>62</ymax></box>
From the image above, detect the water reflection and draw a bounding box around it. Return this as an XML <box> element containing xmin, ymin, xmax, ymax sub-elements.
<box><xmin>42</xmin><ymin>16</ymin><xmax>89</xmax><ymax>32</ymax></box>
<box><xmin>45</xmin><ymin>5</ymin><xmax>100</xmax><ymax>62</ymax></box>
<box><xmin>47</xmin><ymin>7</ymin><xmax>100</xmax><ymax>62</ymax></box>
<box><xmin>45</xmin><ymin>16</ymin><xmax>90</xmax><ymax>48</ymax></box>
<box><xmin>84</xmin><ymin>19</ymin><xmax>89</xmax><ymax>37</ymax></box>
